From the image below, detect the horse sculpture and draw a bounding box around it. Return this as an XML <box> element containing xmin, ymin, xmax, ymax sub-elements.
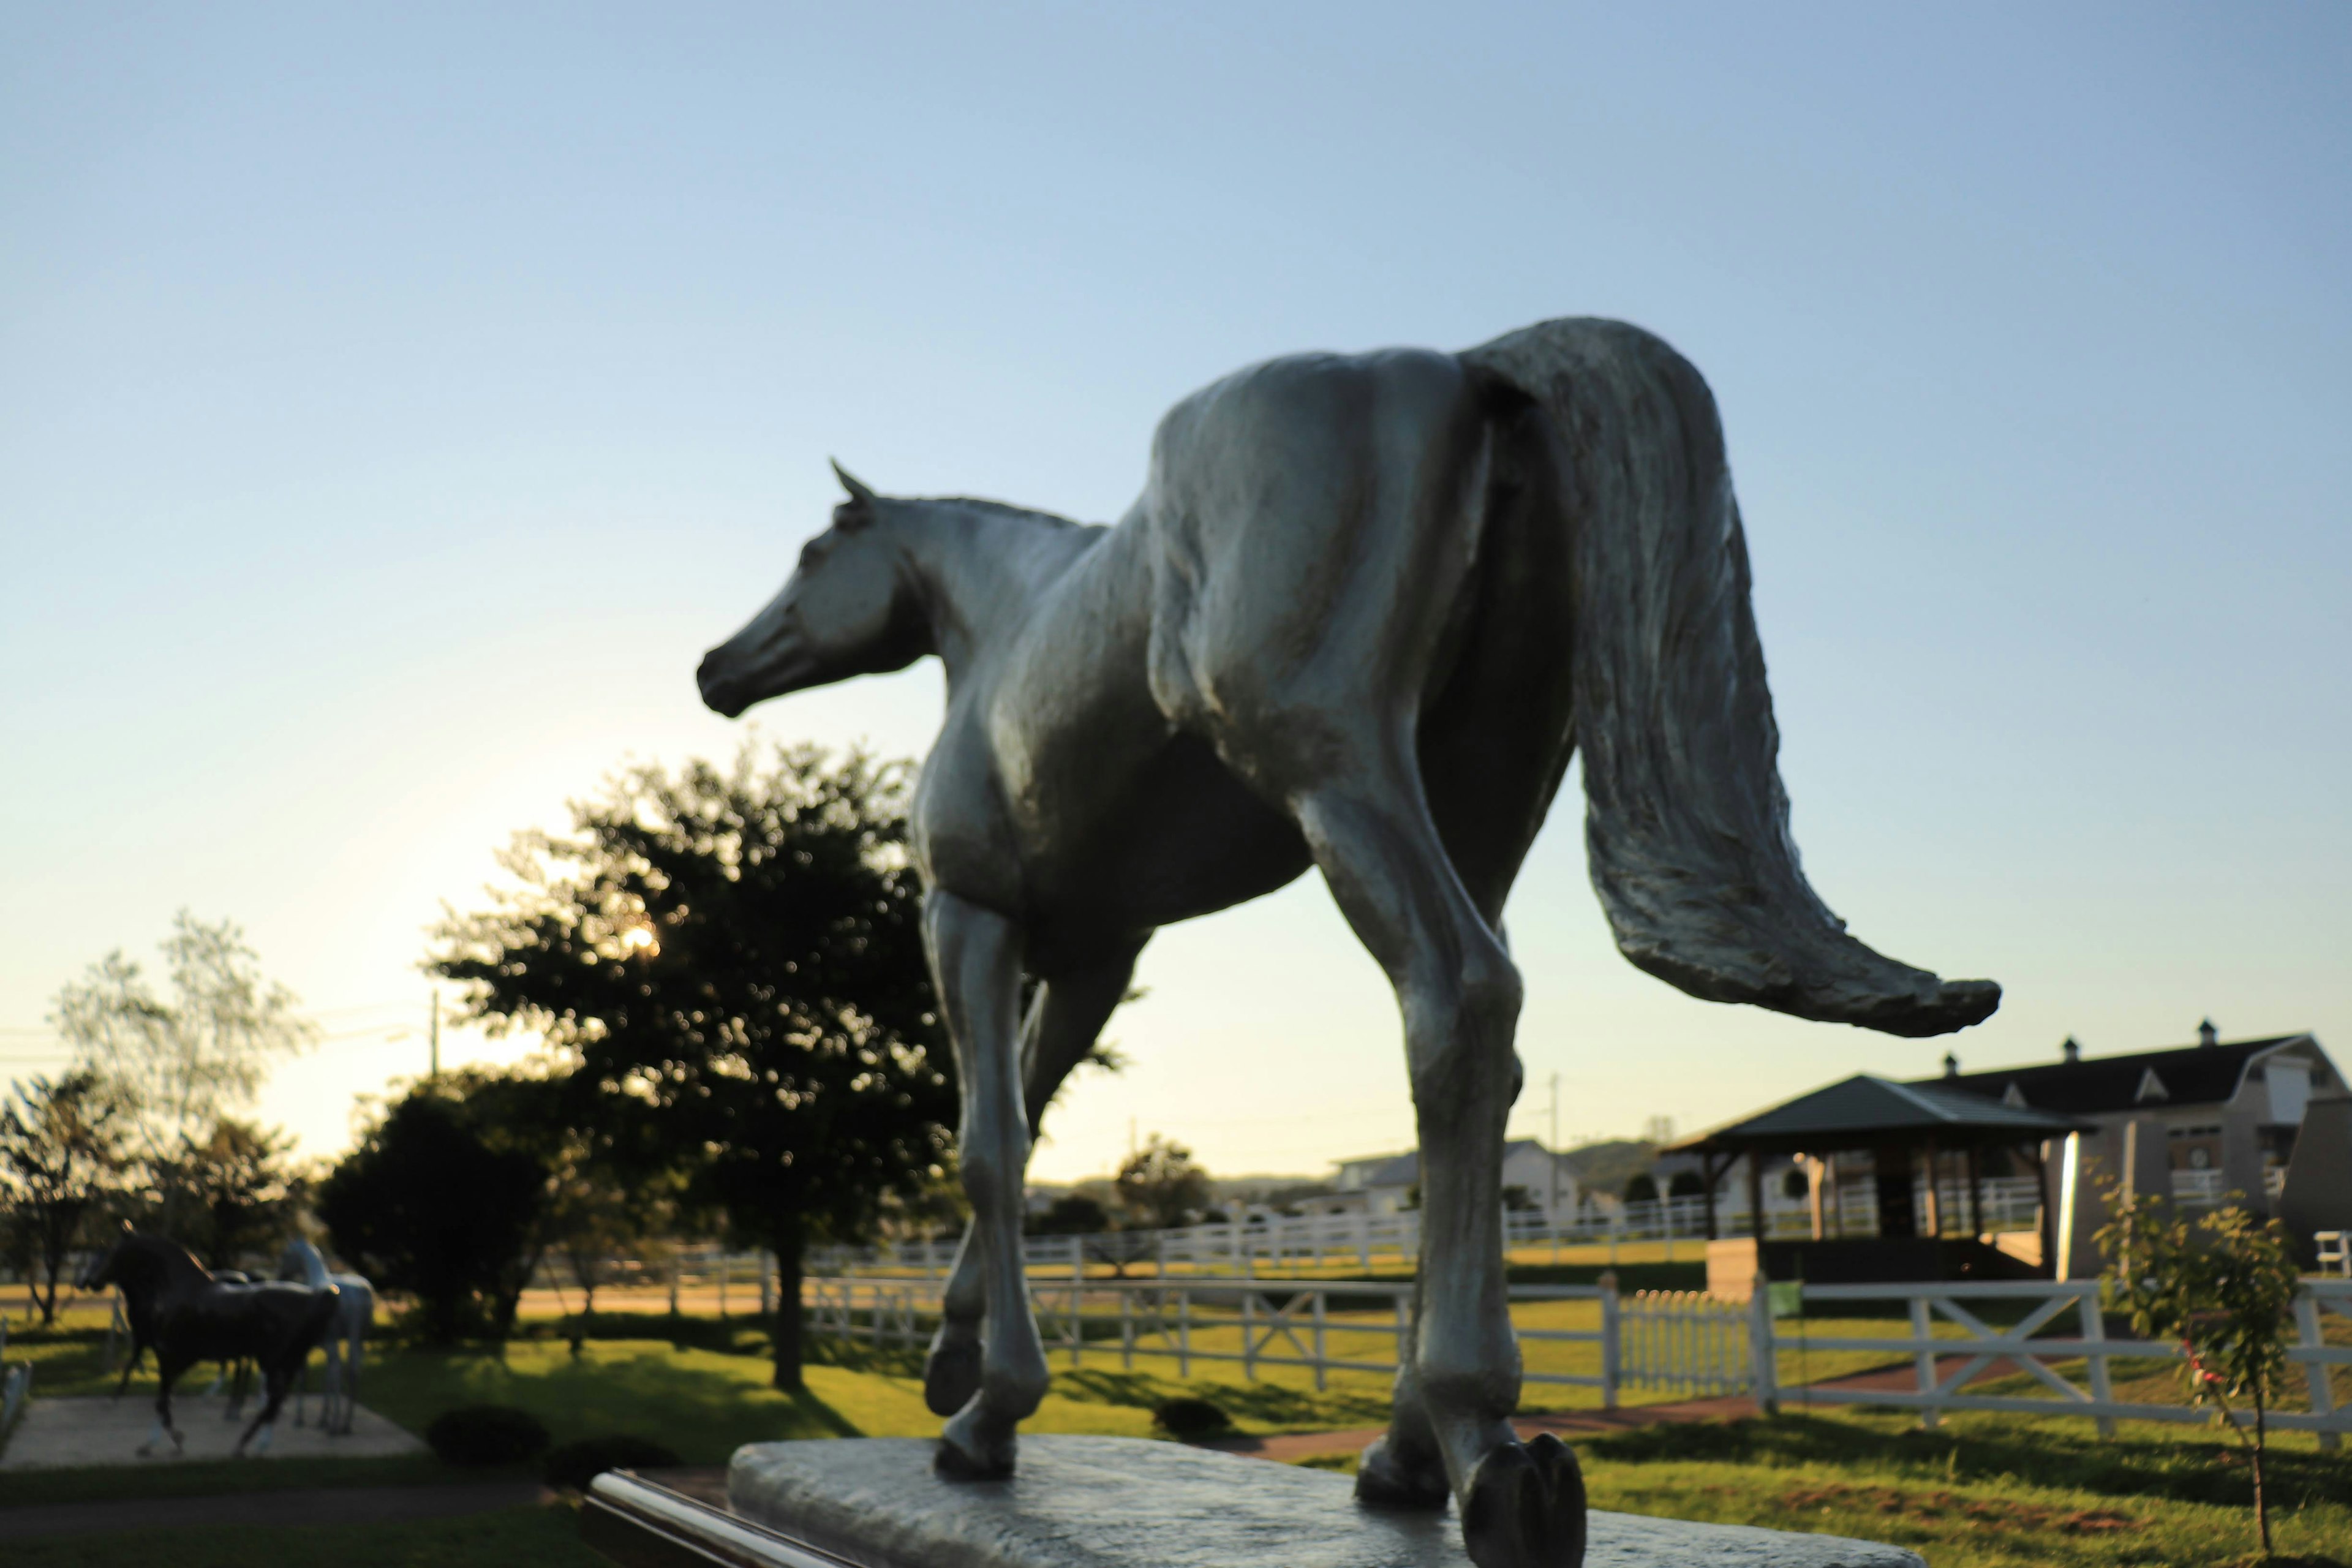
<box><xmin>277</xmin><ymin>1238</ymin><xmax>375</xmax><ymax>1434</ymax></box>
<box><xmin>696</xmin><ymin>317</ymin><xmax>2000</xmax><ymax>1568</ymax></box>
<box><xmin>79</xmin><ymin>1230</ymin><xmax>338</xmax><ymax>1458</ymax></box>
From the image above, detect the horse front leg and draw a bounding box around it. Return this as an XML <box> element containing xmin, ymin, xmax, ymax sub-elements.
<box><xmin>923</xmin><ymin>945</ymin><xmax>1144</xmax><ymax>1417</ymax></box>
<box><xmin>924</xmin><ymin>889</ymin><xmax>1046</xmax><ymax>1479</ymax></box>
<box><xmin>1295</xmin><ymin>772</ymin><xmax>1585</xmax><ymax>1568</ymax></box>
<box><xmin>142</xmin><ymin>1356</ymin><xmax>191</xmax><ymax>1457</ymax></box>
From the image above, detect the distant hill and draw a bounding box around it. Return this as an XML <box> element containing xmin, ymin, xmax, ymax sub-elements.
<box><xmin>1557</xmin><ymin>1139</ymin><xmax>1657</xmax><ymax>1198</ymax></box>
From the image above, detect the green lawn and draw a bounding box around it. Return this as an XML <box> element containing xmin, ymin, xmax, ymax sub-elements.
<box><xmin>11</xmin><ymin>1308</ymin><xmax>2350</xmax><ymax>1567</ymax></box>
<box><xmin>5</xmin><ymin>1503</ymin><xmax>600</xmax><ymax>1568</ymax></box>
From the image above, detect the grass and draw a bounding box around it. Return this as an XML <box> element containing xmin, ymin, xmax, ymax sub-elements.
<box><xmin>1287</xmin><ymin>1412</ymin><xmax>2352</xmax><ymax>1567</ymax></box>
<box><xmin>3</xmin><ymin>1502</ymin><xmax>601</xmax><ymax>1568</ymax></box>
<box><xmin>12</xmin><ymin>1298</ymin><xmax>2350</xmax><ymax>1567</ymax></box>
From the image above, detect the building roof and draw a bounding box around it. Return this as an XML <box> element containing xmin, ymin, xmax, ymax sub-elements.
<box><xmin>1924</xmin><ymin>1033</ymin><xmax>2317</xmax><ymax>1117</ymax></box>
<box><xmin>1662</xmin><ymin>1074</ymin><xmax>2084</xmax><ymax>1156</ymax></box>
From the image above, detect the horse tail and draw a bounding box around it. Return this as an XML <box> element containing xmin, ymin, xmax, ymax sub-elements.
<box><xmin>1463</xmin><ymin>317</ymin><xmax>1999</xmax><ymax>1038</ymax></box>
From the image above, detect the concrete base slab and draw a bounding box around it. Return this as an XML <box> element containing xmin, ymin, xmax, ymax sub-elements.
<box><xmin>1</xmin><ymin>1396</ymin><xmax>424</xmax><ymax>1469</ymax></box>
<box><xmin>584</xmin><ymin>1436</ymin><xmax>1924</xmax><ymax>1568</ymax></box>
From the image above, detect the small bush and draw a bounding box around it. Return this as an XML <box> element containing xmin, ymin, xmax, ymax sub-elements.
<box><xmin>1152</xmin><ymin>1396</ymin><xmax>1232</xmax><ymax>1439</ymax></box>
<box><xmin>426</xmin><ymin>1404</ymin><xmax>551</xmax><ymax>1467</ymax></box>
<box><xmin>545</xmin><ymin>1433</ymin><xmax>682</xmax><ymax>1491</ymax></box>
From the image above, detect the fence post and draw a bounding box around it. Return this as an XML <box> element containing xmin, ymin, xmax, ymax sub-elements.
<box><xmin>1393</xmin><ymin>1294</ymin><xmax>1411</xmax><ymax>1382</ymax></box>
<box><xmin>2078</xmin><ymin>1284</ymin><xmax>2116</xmax><ymax>1438</ymax></box>
<box><xmin>1747</xmin><ymin>1272</ymin><xmax>1778</xmax><ymax>1414</ymax></box>
<box><xmin>1178</xmin><ymin>1288</ymin><xmax>1192</xmax><ymax>1379</ymax></box>
<box><xmin>1242</xmin><ymin>1289</ymin><xmax>1257</xmax><ymax>1381</ymax></box>
<box><xmin>1599</xmin><ymin>1270</ymin><xmax>1620</xmax><ymax>1411</ymax></box>
<box><xmin>2296</xmin><ymin>1291</ymin><xmax>2340</xmax><ymax>1452</ymax></box>
<box><xmin>1312</xmin><ymin>1289</ymin><xmax>1328</xmax><ymax>1393</ymax></box>
<box><xmin>1909</xmin><ymin>1295</ymin><xmax>1940</xmax><ymax>1430</ymax></box>
<box><xmin>1121</xmin><ymin>1288</ymin><xmax>1134</xmax><ymax>1371</ymax></box>
<box><xmin>1357</xmin><ymin>1212</ymin><xmax>1372</xmax><ymax>1271</ymax></box>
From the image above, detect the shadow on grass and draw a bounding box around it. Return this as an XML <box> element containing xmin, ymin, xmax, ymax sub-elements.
<box><xmin>1581</xmin><ymin>1413</ymin><xmax>2352</xmax><ymax>1513</ymax></box>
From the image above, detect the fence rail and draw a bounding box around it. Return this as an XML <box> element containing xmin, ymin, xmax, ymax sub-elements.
<box><xmin>799</xmin><ymin>1270</ymin><xmax>2352</xmax><ymax>1449</ymax></box>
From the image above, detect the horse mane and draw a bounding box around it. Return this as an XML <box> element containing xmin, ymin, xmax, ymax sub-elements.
<box><xmin>920</xmin><ymin>496</ymin><xmax>1089</xmax><ymax>532</ymax></box>
<box><xmin>116</xmin><ymin>1232</ymin><xmax>213</xmax><ymax>1292</ymax></box>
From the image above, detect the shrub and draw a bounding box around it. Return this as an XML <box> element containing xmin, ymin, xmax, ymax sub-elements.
<box><xmin>1152</xmin><ymin>1396</ymin><xmax>1232</xmax><ymax>1439</ymax></box>
<box><xmin>545</xmin><ymin>1433</ymin><xmax>682</xmax><ymax>1491</ymax></box>
<box><xmin>425</xmin><ymin>1404</ymin><xmax>551</xmax><ymax>1467</ymax></box>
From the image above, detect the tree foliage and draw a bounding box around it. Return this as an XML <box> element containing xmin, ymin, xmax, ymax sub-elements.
<box><xmin>2097</xmin><ymin>1188</ymin><xmax>2304</xmax><ymax>1558</ymax></box>
<box><xmin>1115</xmin><ymin>1135</ymin><xmax>1210</xmax><ymax>1231</ymax></box>
<box><xmin>317</xmin><ymin>1071</ymin><xmax>554</xmax><ymax>1343</ymax></box>
<box><xmin>165</xmin><ymin>1117</ymin><xmax>303</xmax><ymax>1270</ymax></box>
<box><xmin>51</xmin><ymin>911</ymin><xmax>316</xmax><ymax>1158</ymax></box>
<box><xmin>0</xmin><ymin>1071</ymin><xmax>133</xmax><ymax>1324</ymax></box>
<box><xmin>427</xmin><ymin>743</ymin><xmax>955</xmax><ymax>1389</ymax></box>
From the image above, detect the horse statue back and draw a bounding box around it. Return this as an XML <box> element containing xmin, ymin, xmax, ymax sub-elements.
<box><xmin>81</xmin><ymin>1230</ymin><xmax>338</xmax><ymax>1457</ymax></box>
<box><xmin>279</xmin><ymin>1237</ymin><xmax>375</xmax><ymax>1435</ymax></box>
<box><xmin>698</xmin><ymin>318</ymin><xmax>2000</xmax><ymax>1568</ymax></box>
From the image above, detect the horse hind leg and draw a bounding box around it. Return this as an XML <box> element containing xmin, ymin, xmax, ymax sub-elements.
<box><xmin>1291</xmin><ymin>760</ymin><xmax>1584</xmax><ymax>1567</ymax></box>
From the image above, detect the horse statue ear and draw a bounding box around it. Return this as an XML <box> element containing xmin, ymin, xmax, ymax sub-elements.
<box><xmin>830</xmin><ymin>459</ymin><xmax>879</xmax><ymax>529</ymax></box>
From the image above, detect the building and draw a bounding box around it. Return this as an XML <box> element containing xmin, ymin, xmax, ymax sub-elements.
<box><xmin>1330</xmin><ymin>1139</ymin><xmax>1579</xmax><ymax>1218</ymax></box>
<box><xmin>1927</xmin><ymin>1022</ymin><xmax>2345</xmax><ymax>1273</ymax></box>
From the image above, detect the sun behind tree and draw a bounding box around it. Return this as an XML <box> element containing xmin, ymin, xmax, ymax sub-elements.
<box><xmin>428</xmin><ymin>741</ymin><xmax>956</xmax><ymax>1390</ymax></box>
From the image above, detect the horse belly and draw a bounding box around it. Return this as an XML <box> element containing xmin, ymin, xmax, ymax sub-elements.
<box><xmin>1022</xmin><ymin>733</ymin><xmax>1310</xmax><ymax>967</ymax></box>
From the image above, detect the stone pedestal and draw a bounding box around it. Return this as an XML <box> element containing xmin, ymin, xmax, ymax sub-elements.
<box><xmin>582</xmin><ymin>1436</ymin><xmax>1923</xmax><ymax>1568</ymax></box>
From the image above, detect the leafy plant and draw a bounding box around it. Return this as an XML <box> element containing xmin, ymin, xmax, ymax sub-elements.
<box><xmin>1151</xmin><ymin>1395</ymin><xmax>1232</xmax><ymax>1439</ymax></box>
<box><xmin>2097</xmin><ymin>1186</ymin><xmax>2304</xmax><ymax>1560</ymax></box>
<box><xmin>424</xmin><ymin>1403</ymin><xmax>551</xmax><ymax>1466</ymax></box>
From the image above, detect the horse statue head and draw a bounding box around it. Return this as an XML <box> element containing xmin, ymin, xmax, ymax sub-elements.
<box><xmin>75</xmin><ymin>1219</ymin><xmax>134</xmax><ymax>1291</ymax></box>
<box><xmin>698</xmin><ymin>462</ymin><xmax>932</xmax><ymax>717</ymax></box>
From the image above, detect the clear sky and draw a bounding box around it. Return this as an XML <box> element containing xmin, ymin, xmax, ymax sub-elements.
<box><xmin>4</xmin><ymin>4</ymin><xmax>2346</xmax><ymax>1185</ymax></box>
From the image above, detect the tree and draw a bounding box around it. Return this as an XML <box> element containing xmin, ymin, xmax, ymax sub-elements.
<box><xmin>1030</xmin><ymin>1193</ymin><xmax>1112</xmax><ymax>1236</ymax></box>
<box><xmin>317</xmin><ymin>1072</ymin><xmax>551</xmax><ymax>1343</ymax></box>
<box><xmin>2098</xmin><ymin>1188</ymin><xmax>2304</xmax><ymax>1559</ymax></box>
<box><xmin>1114</xmin><ymin>1136</ymin><xmax>1210</xmax><ymax>1231</ymax></box>
<box><xmin>0</xmin><ymin>1071</ymin><xmax>133</xmax><ymax>1324</ymax></box>
<box><xmin>428</xmin><ymin>744</ymin><xmax>956</xmax><ymax>1390</ymax></box>
<box><xmin>168</xmin><ymin>1117</ymin><xmax>303</xmax><ymax>1270</ymax></box>
<box><xmin>1623</xmin><ymin>1174</ymin><xmax>1659</xmax><ymax>1204</ymax></box>
<box><xmin>51</xmin><ymin>911</ymin><xmax>316</xmax><ymax>1161</ymax></box>
<box><xmin>541</xmin><ymin>1128</ymin><xmax>670</xmax><ymax>1322</ymax></box>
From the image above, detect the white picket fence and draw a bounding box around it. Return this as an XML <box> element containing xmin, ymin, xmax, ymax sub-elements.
<box><xmin>801</xmin><ymin>1270</ymin><xmax>2352</xmax><ymax>1447</ymax></box>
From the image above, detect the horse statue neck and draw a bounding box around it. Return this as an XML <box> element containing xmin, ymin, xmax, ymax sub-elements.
<box><xmin>115</xmin><ymin>1235</ymin><xmax>209</xmax><ymax>1305</ymax></box>
<box><xmin>889</xmin><ymin>499</ymin><xmax>1095</xmax><ymax>688</ymax></box>
<box><xmin>279</xmin><ymin>1238</ymin><xmax>331</xmax><ymax>1287</ymax></box>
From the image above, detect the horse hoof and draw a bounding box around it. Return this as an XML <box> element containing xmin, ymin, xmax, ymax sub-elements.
<box><xmin>1461</xmin><ymin>1434</ymin><xmax>1586</xmax><ymax>1568</ymax></box>
<box><xmin>1354</xmin><ymin>1434</ymin><xmax>1451</xmax><ymax>1510</ymax></box>
<box><xmin>932</xmin><ymin>1411</ymin><xmax>1016</xmax><ymax>1480</ymax></box>
<box><xmin>922</xmin><ymin>1330</ymin><xmax>982</xmax><ymax>1418</ymax></box>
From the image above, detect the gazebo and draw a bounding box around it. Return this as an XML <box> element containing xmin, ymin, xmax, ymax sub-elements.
<box><xmin>1662</xmin><ymin>1072</ymin><xmax>2089</xmax><ymax>1291</ymax></box>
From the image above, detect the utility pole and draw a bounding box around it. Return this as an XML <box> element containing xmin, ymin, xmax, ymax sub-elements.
<box><xmin>429</xmin><ymin>990</ymin><xmax>440</xmax><ymax>1080</ymax></box>
<box><xmin>1548</xmin><ymin>1073</ymin><xmax>1561</xmax><ymax>1262</ymax></box>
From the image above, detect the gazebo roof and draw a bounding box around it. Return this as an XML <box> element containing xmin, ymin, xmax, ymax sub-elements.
<box><xmin>1662</xmin><ymin>1073</ymin><xmax>2086</xmax><ymax>1157</ymax></box>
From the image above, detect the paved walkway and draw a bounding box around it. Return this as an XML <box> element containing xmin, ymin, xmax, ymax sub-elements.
<box><xmin>1</xmin><ymin>1396</ymin><xmax>424</xmax><ymax>1470</ymax></box>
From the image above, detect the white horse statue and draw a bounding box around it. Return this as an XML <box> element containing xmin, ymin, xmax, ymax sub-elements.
<box><xmin>697</xmin><ymin>317</ymin><xmax>1999</xmax><ymax>1568</ymax></box>
<box><xmin>277</xmin><ymin>1238</ymin><xmax>374</xmax><ymax>1434</ymax></box>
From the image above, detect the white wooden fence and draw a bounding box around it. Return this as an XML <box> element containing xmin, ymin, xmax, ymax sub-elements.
<box><xmin>1769</xmin><ymin>1277</ymin><xmax>2350</xmax><ymax>1449</ymax></box>
<box><xmin>801</xmin><ymin>1270</ymin><xmax>2352</xmax><ymax>1447</ymax></box>
<box><xmin>800</xmin><ymin>1273</ymin><xmax>1766</xmax><ymax>1408</ymax></box>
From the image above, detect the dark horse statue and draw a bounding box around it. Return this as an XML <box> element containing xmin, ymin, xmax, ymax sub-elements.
<box><xmin>80</xmin><ymin>1229</ymin><xmax>339</xmax><ymax>1457</ymax></box>
<box><xmin>697</xmin><ymin>317</ymin><xmax>2000</xmax><ymax>1568</ymax></box>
